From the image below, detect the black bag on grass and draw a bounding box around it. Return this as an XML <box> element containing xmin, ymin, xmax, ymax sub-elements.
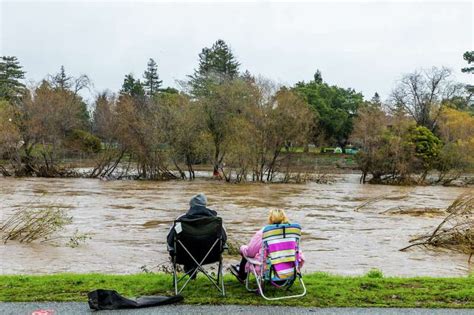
<box><xmin>87</xmin><ymin>289</ymin><xmax>183</xmax><ymax>310</ymax></box>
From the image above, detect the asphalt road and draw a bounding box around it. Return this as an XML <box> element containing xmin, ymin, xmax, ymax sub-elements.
<box><xmin>1</xmin><ymin>303</ymin><xmax>473</xmax><ymax>315</ymax></box>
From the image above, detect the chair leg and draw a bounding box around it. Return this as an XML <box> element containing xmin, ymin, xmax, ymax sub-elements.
<box><xmin>173</xmin><ymin>239</ymin><xmax>225</xmax><ymax>295</ymax></box>
<box><xmin>244</xmin><ymin>265</ymin><xmax>307</xmax><ymax>300</ymax></box>
<box><xmin>172</xmin><ymin>258</ymin><xmax>178</xmax><ymax>295</ymax></box>
<box><xmin>258</xmin><ymin>275</ymin><xmax>307</xmax><ymax>301</ymax></box>
<box><xmin>245</xmin><ymin>266</ymin><xmax>259</xmax><ymax>292</ymax></box>
<box><xmin>219</xmin><ymin>257</ymin><xmax>225</xmax><ymax>297</ymax></box>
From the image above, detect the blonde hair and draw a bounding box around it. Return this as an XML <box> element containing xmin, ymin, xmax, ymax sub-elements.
<box><xmin>268</xmin><ymin>209</ymin><xmax>289</xmax><ymax>225</ymax></box>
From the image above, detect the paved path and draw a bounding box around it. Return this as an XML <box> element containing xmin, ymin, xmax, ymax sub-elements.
<box><xmin>1</xmin><ymin>303</ymin><xmax>473</xmax><ymax>315</ymax></box>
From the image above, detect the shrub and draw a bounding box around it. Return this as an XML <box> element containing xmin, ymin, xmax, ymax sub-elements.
<box><xmin>366</xmin><ymin>269</ymin><xmax>384</xmax><ymax>278</ymax></box>
<box><xmin>65</xmin><ymin>129</ymin><xmax>102</xmax><ymax>154</ymax></box>
<box><xmin>0</xmin><ymin>206</ymin><xmax>72</xmax><ymax>243</ymax></box>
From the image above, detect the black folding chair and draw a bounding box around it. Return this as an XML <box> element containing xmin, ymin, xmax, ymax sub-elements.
<box><xmin>171</xmin><ymin>216</ymin><xmax>225</xmax><ymax>296</ymax></box>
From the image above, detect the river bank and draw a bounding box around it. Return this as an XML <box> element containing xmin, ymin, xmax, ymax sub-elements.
<box><xmin>1</xmin><ymin>273</ymin><xmax>473</xmax><ymax>308</ymax></box>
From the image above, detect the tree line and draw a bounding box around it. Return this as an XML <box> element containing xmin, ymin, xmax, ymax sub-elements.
<box><xmin>0</xmin><ymin>40</ymin><xmax>473</xmax><ymax>183</ymax></box>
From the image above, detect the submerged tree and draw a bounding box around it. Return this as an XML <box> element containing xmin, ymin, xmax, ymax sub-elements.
<box><xmin>350</xmin><ymin>102</ymin><xmax>388</xmax><ymax>183</ymax></box>
<box><xmin>8</xmin><ymin>80</ymin><xmax>96</xmax><ymax>176</ymax></box>
<box><xmin>400</xmin><ymin>193</ymin><xmax>473</xmax><ymax>261</ymax></box>
<box><xmin>89</xmin><ymin>92</ymin><xmax>128</xmax><ymax>178</ymax></box>
<box><xmin>406</xmin><ymin>125</ymin><xmax>443</xmax><ymax>182</ymax></box>
<box><xmin>199</xmin><ymin>79</ymin><xmax>252</xmax><ymax>175</ymax></box>
<box><xmin>0</xmin><ymin>100</ymin><xmax>21</xmax><ymax>176</ymax></box>
<box><xmin>155</xmin><ymin>92</ymin><xmax>208</xmax><ymax>179</ymax></box>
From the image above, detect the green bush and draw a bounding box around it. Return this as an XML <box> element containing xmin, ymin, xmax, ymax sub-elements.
<box><xmin>366</xmin><ymin>269</ymin><xmax>384</xmax><ymax>279</ymax></box>
<box><xmin>406</xmin><ymin>125</ymin><xmax>442</xmax><ymax>171</ymax></box>
<box><xmin>66</xmin><ymin>129</ymin><xmax>101</xmax><ymax>154</ymax></box>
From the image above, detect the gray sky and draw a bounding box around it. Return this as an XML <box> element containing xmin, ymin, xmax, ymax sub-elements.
<box><xmin>1</xmin><ymin>0</ymin><xmax>472</xmax><ymax>102</ymax></box>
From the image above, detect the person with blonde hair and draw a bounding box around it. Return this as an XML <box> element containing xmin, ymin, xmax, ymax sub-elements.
<box><xmin>230</xmin><ymin>209</ymin><xmax>304</xmax><ymax>282</ymax></box>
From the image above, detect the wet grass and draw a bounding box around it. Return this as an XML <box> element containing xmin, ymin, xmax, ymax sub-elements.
<box><xmin>1</xmin><ymin>272</ymin><xmax>473</xmax><ymax>307</ymax></box>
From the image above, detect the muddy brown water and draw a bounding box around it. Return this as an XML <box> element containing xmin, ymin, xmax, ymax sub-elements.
<box><xmin>0</xmin><ymin>175</ymin><xmax>472</xmax><ymax>276</ymax></box>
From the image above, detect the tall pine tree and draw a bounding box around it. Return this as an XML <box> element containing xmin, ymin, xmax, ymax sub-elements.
<box><xmin>371</xmin><ymin>92</ymin><xmax>382</xmax><ymax>107</ymax></box>
<box><xmin>313</xmin><ymin>70</ymin><xmax>323</xmax><ymax>84</ymax></box>
<box><xmin>0</xmin><ymin>56</ymin><xmax>26</xmax><ymax>102</ymax></box>
<box><xmin>188</xmin><ymin>39</ymin><xmax>240</xmax><ymax>96</ymax></box>
<box><xmin>52</xmin><ymin>65</ymin><xmax>72</xmax><ymax>90</ymax></box>
<box><xmin>120</xmin><ymin>73</ymin><xmax>145</xmax><ymax>98</ymax></box>
<box><xmin>143</xmin><ymin>58</ymin><xmax>162</xmax><ymax>97</ymax></box>
<box><xmin>462</xmin><ymin>51</ymin><xmax>473</xmax><ymax>94</ymax></box>
<box><xmin>462</xmin><ymin>51</ymin><xmax>474</xmax><ymax>74</ymax></box>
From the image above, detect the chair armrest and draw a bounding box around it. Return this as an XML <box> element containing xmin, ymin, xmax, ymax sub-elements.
<box><xmin>244</xmin><ymin>255</ymin><xmax>262</xmax><ymax>266</ymax></box>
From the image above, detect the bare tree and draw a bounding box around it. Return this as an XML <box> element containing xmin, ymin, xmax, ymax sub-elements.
<box><xmin>350</xmin><ymin>103</ymin><xmax>388</xmax><ymax>183</ymax></box>
<box><xmin>390</xmin><ymin>67</ymin><xmax>464</xmax><ymax>131</ymax></box>
<box><xmin>48</xmin><ymin>66</ymin><xmax>91</xmax><ymax>96</ymax></box>
<box><xmin>4</xmin><ymin>80</ymin><xmax>95</xmax><ymax>177</ymax></box>
<box><xmin>200</xmin><ymin>79</ymin><xmax>256</xmax><ymax>177</ymax></box>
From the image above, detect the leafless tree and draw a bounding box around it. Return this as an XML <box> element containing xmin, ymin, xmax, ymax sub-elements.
<box><xmin>390</xmin><ymin>67</ymin><xmax>464</xmax><ymax>131</ymax></box>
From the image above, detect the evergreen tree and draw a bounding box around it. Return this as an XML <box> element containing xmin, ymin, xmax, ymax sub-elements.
<box><xmin>370</xmin><ymin>92</ymin><xmax>382</xmax><ymax>107</ymax></box>
<box><xmin>143</xmin><ymin>58</ymin><xmax>162</xmax><ymax>97</ymax></box>
<box><xmin>461</xmin><ymin>51</ymin><xmax>474</xmax><ymax>74</ymax></box>
<box><xmin>159</xmin><ymin>87</ymin><xmax>179</xmax><ymax>94</ymax></box>
<box><xmin>188</xmin><ymin>39</ymin><xmax>240</xmax><ymax>96</ymax></box>
<box><xmin>293</xmin><ymin>78</ymin><xmax>364</xmax><ymax>146</ymax></box>
<box><xmin>313</xmin><ymin>70</ymin><xmax>323</xmax><ymax>84</ymax></box>
<box><xmin>241</xmin><ymin>70</ymin><xmax>255</xmax><ymax>84</ymax></box>
<box><xmin>462</xmin><ymin>51</ymin><xmax>473</xmax><ymax>94</ymax></box>
<box><xmin>120</xmin><ymin>74</ymin><xmax>145</xmax><ymax>98</ymax></box>
<box><xmin>0</xmin><ymin>56</ymin><xmax>26</xmax><ymax>102</ymax></box>
<box><xmin>52</xmin><ymin>65</ymin><xmax>72</xmax><ymax>90</ymax></box>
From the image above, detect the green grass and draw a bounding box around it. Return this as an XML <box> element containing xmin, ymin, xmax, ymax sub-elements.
<box><xmin>1</xmin><ymin>272</ymin><xmax>473</xmax><ymax>308</ymax></box>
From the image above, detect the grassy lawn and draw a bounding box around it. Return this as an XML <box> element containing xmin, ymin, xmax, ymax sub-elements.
<box><xmin>1</xmin><ymin>272</ymin><xmax>473</xmax><ymax>308</ymax></box>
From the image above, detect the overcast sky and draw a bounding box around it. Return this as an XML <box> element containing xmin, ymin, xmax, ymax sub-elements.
<box><xmin>1</xmin><ymin>0</ymin><xmax>472</xmax><ymax>102</ymax></box>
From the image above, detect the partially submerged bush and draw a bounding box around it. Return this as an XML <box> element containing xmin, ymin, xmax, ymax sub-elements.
<box><xmin>1</xmin><ymin>206</ymin><xmax>72</xmax><ymax>243</ymax></box>
<box><xmin>66</xmin><ymin>229</ymin><xmax>92</xmax><ymax>248</ymax></box>
<box><xmin>400</xmin><ymin>193</ymin><xmax>474</xmax><ymax>261</ymax></box>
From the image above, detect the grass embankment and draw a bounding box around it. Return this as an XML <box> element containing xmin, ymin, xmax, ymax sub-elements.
<box><xmin>1</xmin><ymin>272</ymin><xmax>473</xmax><ymax>308</ymax></box>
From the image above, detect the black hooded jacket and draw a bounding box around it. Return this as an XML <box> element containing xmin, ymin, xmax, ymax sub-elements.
<box><xmin>166</xmin><ymin>205</ymin><xmax>227</xmax><ymax>253</ymax></box>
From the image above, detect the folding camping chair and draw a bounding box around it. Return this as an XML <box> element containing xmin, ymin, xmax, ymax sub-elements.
<box><xmin>244</xmin><ymin>223</ymin><xmax>306</xmax><ymax>300</ymax></box>
<box><xmin>171</xmin><ymin>216</ymin><xmax>225</xmax><ymax>296</ymax></box>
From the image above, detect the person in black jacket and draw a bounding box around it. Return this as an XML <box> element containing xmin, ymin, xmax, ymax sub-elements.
<box><xmin>167</xmin><ymin>193</ymin><xmax>227</xmax><ymax>277</ymax></box>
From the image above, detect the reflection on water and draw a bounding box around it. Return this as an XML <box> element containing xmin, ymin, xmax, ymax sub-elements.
<box><xmin>0</xmin><ymin>175</ymin><xmax>472</xmax><ymax>276</ymax></box>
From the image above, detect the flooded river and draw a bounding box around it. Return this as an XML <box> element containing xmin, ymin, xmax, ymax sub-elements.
<box><xmin>0</xmin><ymin>174</ymin><xmax>472</xmax><ymax>276</ymax></box>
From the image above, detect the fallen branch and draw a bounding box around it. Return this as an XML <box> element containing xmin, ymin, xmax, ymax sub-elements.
<box><xmin>400</xmin><ymin>192</ymin><xmax>474</xmax><ymax>261</ymax></box>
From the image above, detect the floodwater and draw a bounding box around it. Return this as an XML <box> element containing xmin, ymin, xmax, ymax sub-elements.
<box><xmin>0</xmin><ymin>174</ymin><xmax>472</xmax><ymax>276</ymax></box>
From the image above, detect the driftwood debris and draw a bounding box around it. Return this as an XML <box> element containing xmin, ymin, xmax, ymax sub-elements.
<box><xmin>400</xmin><ymin>192</ymin><xmax>473</xmax><ymax>262</ymax></box>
